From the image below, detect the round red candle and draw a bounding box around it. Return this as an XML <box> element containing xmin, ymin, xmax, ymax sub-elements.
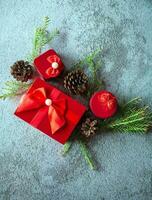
<box><xmin>89</xmin><ymin>90</ymin><xmax>118</xmax><ymax>119</ymax></box>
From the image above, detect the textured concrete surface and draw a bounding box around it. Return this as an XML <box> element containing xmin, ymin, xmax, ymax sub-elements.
<box><xmin>1</xmin><ymin>0</ymin><xmax>152</xmax><ymax>200</ymax></box>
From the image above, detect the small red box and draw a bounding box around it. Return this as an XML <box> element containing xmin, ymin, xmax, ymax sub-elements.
<box><xmin>34</xmin><ymin>49</ymin><xmax>64</xmax><ymax>79</ymax></box>
<box><xmin>14</xmin><ymin>78</ymin><xmax>87</xmax><ymax>144</ymax></box>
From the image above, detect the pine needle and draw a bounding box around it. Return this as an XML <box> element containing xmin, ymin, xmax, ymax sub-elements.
<box><xmin>78</xmin><ymin>139</ymin><xmax>96</xmax><ymax>170</ymax></box>
<box><xmin>0</xmin><ymin>81</ymin><xmax>31</xmax><ymax>100</ymax></box>
<box><xmin>28</xmin><ymin>16</ymin><xmax>59</xmax><ymax>62</ymax></box>
<box><xmin>102</xmin><ymin>97</ymin><xmax>152</xmax><ymax>133</ymax></box>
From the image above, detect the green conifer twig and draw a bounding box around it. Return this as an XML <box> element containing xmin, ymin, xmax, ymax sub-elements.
<box><xmin>62</xmin><ymin>129</ymin><xmax>79</xmax><ymax>155</ymax></box>
<box><xmin>78</xmin><ymin>139</ymin><xmax>96</xmax><ymax>170</ymax></box>
<box><xmin>72</xmin><ymin>49</ymin><xmax>104</xmax><ymax>98</ymax></box>
<box><xmin>62</xmin><ymin>130</ymin><xmax>96</xmax><ymax>170</ymax></box>
<box><xmin>101</xmin><ymin>98</ymin><xmax>152</xmax><ymax>133</ymax></box>
<box><xmin>28</xmin><ymin>16</ymin><xmax>59</xmax><ymax>62</ymax></box>
<box><xmin>62</xmin><ymin>141</ymin><xmax>73</xmax><ymax>156</ymax></box>
<box><xmin>0</xmin><ymin>81</ymin><xmax>31</xmax><ymax>100</ymax></box>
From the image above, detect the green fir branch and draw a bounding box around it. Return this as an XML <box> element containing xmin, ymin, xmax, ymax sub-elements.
<box><xmin>72</xmin><ymin>49</ymin><xmax>104</xmax><ymax>98</ymax></box>
<box><xmin>101</xmin><ymin>98</ymin><xmax>152</xmax><ymax>133</ymax></box>
<box><xmin>78</xmin><ymin>139</ymin><xmax>96</xmax><ymax>170</ymax></box>
<box><xmin>123</xmin><ymin>97</ymin><xmax>142</xmax><ymax>109</ymax></box>
<box><xmin>85</xmin><ymin>50</ymin><xmax>103</xmax><ymax>97</ymax></box>
<box><xmin>62</xmin><ymin>129</ymin><xmax>96</xmax><ymax>170</ymax></box>
<box><xmin>0</xmin><ymin>81</ymin><xmax>31</xmax><ymax>100</ymax></box>
<box><xmin>62</xmin><ymin>129</ymin><xmax>79</xmax><ymax>155</ymax></box>
<box><xmin>62</xmin><ymin>138</ymin><xmax>96</xmax><ymax>170</ymax></box>
<box><xmin>62</xmin><ymin>141</ymin><xmax>73</xmax><ymax>156</ymax></box>
<box><xmin>28</xmin><ymin>16</ymin><xmax>59</xmax><ymax>63</ymax></box>
<box><xmin>73</xmin><ymin>49</ymin><xmax>100</xmax><ymax>70</ymax></box>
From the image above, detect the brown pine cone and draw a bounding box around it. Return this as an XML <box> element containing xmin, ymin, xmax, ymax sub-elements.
<box><xmin>10</xmin><ymin>60</ymin><xmax>33</xmax><ymax>82</ymax></box>
<box><xmin>81</xmin><ymin>118</ymin><xmax>98</xmax><ymax>138</ymax></box>
<box><xmin>63</xmin><ymin>69</ymin><xmax>88</xmax><ymax>95</ymax></box>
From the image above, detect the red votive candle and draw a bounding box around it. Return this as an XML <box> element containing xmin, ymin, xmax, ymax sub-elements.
<box><xmin>89</xmin><ymin>90</ymin><xmax>118</xmax><ymax>119</ymax></box>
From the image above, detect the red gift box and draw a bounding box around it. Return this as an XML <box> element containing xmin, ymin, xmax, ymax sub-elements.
<box><xmin>34</xmin><ymin>49</ymin><xmax>64</xmax><ymax>79</ymax></box>
<box><xmin>14</xmin><ymin>78</ymin><xmax>87</xmax><ymax>144</ymax></box>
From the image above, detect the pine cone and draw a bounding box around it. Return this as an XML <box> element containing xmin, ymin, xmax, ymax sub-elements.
<box><xmin>63</xmin><ymin>69</ymin><xmax>88</xmax><ymax>95</ymax></box>
<box><xmin>81</xmin><ymin>118</ymin><xmax>98</xmax><ymax>138</ymax></box>
<box><xmin>10</xmin><ymin>60</ymin><xmax>33</xmax><ymax>82</ymax></box>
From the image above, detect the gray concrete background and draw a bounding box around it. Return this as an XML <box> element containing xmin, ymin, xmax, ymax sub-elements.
<box><xmin>0</xmin><ymin>0</ymin><xmax>152</xmax><ymax>199</ymax></box>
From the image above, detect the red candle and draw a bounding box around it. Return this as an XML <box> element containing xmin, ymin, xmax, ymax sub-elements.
<box><xmin>89</xmin><ymin>90</ymin><xmax>118</xmax><ymax>119</ymax></box>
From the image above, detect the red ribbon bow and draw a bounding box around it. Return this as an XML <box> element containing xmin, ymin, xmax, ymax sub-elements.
<box><xmin>45</xmin><ymin>55</ymin><xmax>62</xmax><ymax>77</ymax></box>
<box><xmin>16</xmin><ymin>87</ymin><xmax>67</xmax><ymax>134</ymax></box>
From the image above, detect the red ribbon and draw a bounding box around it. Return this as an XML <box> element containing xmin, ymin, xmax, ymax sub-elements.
<box><xmin>45</xmin><ymin>55</ymin><xmax>62</xmax><ymax>77</ymax></box>
<box><xmin>16</xmin><ymin>87</ymin><xmax>67</xmax><ymax>134</ymax></box>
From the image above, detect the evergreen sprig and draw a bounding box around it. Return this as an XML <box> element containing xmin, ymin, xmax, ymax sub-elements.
<box><xmin>63</xmin><ymin>139</ymin><xmax>95</xmax><ymax>170</ymax></box>
<box><xmin>73</xmin><ymin>49</ymin><xmax>104</xmax><ymax>98</ymax></box>
<box><xmin>102</xmin><ymin>98</ymin><xmax>152</xmax><ymax>133</ymax></box>
<box><xmin>62</xmin><ymin>141</ymin><xmax>73</xmax><ymax>156</ymax></box>
<box><xmin>62</xmin><ymin>128</ymin><xmax>96</xmax><ymax>170</ymax></box>
<box><xmin>62</xmin><ymin>128</ymin><xmax>79</xmax><ymax>155</ymax></box>
<box><xmin>28</xmin><ymin>16</ymin><xmax>59</xmax><ymax>62</ymax></box>
<box><xmin>0</xmin><ymin>81</ymin><xmax>31</xmax><ymax>100</ymax></box>
<box><xmin>78</xmin><ymin>139</ymin><xmax>95</xmax><ymax>170</ymax></box>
